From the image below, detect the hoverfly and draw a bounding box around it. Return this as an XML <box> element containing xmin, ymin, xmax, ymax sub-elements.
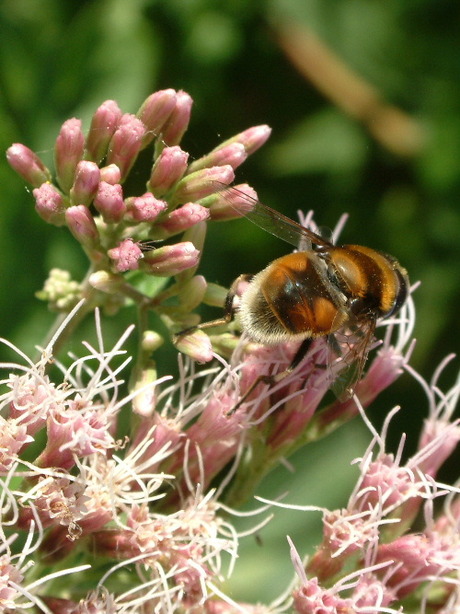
<box><xmin>176</xmin><ymin>186</ymin><xmax>409</xmax><ymax>404</ymax></box>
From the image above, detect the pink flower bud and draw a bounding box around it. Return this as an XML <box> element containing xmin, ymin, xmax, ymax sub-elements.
<box><xmin>94</xmin><ymin>182</ymin><xmax>126</xmax><ymax>222</ymax></box>
<box><xmin>126</xmin><ymin>192</ymin><xmax>167</xmax><ymax>222</ymax></box>
<box><xmin>33</xmin><ymin>183</ymin><xmax>65</xmax><ymax>226</ymax></box>
<box><xmin>99</xmin><ymin>163</ymin><xmax>121</xmax><ymax>184</ymax></box>
<box><xmin>69</xmin><ymin>161</ymin><xmax>100</xmax><ymax>206</ymax></box>
<box><xmin>106</xmin><ymin>114</ymin><xmax>146</xmax><ymax>181</ymax></box>
<box><xmin>187</xmin><ymin>143</ymin><xmax>247</xmax><ymax>174</ymax></box>
<box><xmin>107</xmin><ymin>239</ymin><xmax>143</xmax><ymax>272</ymax></box>
<box><xmin>232</xmin><ymin>124</ymin><xmax>272</xmax><ymax>154</ymax></box>
<box><xmin>142</xmin><ymin>241</ymin><xmax>200</xmax><ymax>276</ymax></box>
<box><xmin>137</xmin><ymin>88</ymin><xmax>177</xmax><ymax>147</ymax></box>
<box><xmin>156</xmin><ymin>202</ymin><xmax>209</xmax><ymax>235</ymax></box>
<box><xmin>174</xmin><ymin>330</ymin><xmax>213</xmax><ymax>363</ymax></box>
<box><xmin>85</xmin><ymin>99</ymin><xmax>122</xmax><ymax>162</ymax></box>
<box><xmin>54</xmin><ymin>118</ymin><xmax>85</xmax><ymax>192</ymax></box>
<box><xmin>65</xmin><ymin>205</ymin><xmax>99</xmax><ymax>249</ymax></box>
<box><xmin>6</xmin><ymin>143</ymin><xmax>51</xmax><ymax>187</ymax></box>
<box><xmin>203</xmin><ymin>183</ymin><xmax>258</xmax><ymax>221</ymax></box>
<box><xmin>161</xmin><ymin>90</ymin><xmax>193</xmax><ymax>146</ymax></box>
<box><xmin>173</xmin><ymin>165</ymin><xmax>235</xmax><ymax>203</ymax></box>
<box><xmin>147</xmin><ymin>146</ymin><xmax>189</xmax><ymax>196</ymax></box>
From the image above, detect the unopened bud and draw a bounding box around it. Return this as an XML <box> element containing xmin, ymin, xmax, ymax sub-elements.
<box><xmin>156</xmin><ymin>202</ymin><xmax>209</xmax><ymax>236</ymax></box>
<box><xmin>202</xmin><ymin>183</ymin><xmax>258</xmax><ymax>221</ymax></box>
<box><xmin>209</xmin><ymin>333</ymin><xmax>241</xmax><ymax>357</ymax></box>
<box><xmin>173</xmin><ymin>165</ymin><xmax>235</xmax><ymax>203</ymax></box>
<box><xmin>188</xmin><ymin>142</ymin><xmax>247</xmax><ymax>173</ymax></box>
<box><xmin>137</xmin><ymin>89</ymin><xmax>177</xmax><ymax>147</ymax></box>
<box><xmin>126</xmin><ymin>192</ymin><xmax>167</xmax><ymax>223</ymax></box>
<box><xmin>70</xmin><ymin>161</ymin><xmax>100</xmax><ymax>206</ymax></box>
<box><xmin>88</xmin><ymin>270</ymin><xmax>123</xmax><ymax>293</ymax></box>
<box><xmin>6</xmin><ymin>144</ymin><xmax>51</xmax><ymax>187</ymax></box>
<box><xmin>54</xmin><ymin>118</ymin><xmax>85</xmax><ymax>192</ymax></box>
<box><xmin>142</xmin><ymin>242</ymin><xmax>200</xmax><ymax>276</ymax></box>
<box><xmin>99</xmin><ymin>164</ymin><xmax>121</xmax><ymax>184</ymax></box>
<box><xmin>33</xmin><ymin>183</ymin><xmax>65</xmax><ymax>226</ymax></box>
<box><xmin>219</xmin><ymin>124</ymin><xmax>272</xmax><ymax>155</ymax></box>
<box><xmin>161</xmin><ymin>90</ymin><xmax>193</xmax><ymax>146</ymax></box>
<box><xmin>106</xmin><ymin>114</ymin><xmax>146</xmax><ymax>181</ymax></box>
<box><xmin>94</xmin><ymin>182</ymin><xmax>126</xmax><ymax>223</ymax></box>
<box><xmin>178</xmin><ymin>275</ymin><xmax>207</xmax><ymax>312</ymax></box>
<box><xmin>203</xmin><ymin>283</ymin><xmax>228</xmax><ymax>308</ymax></box>
<box><xmin>181</xmin><ymin>221</ymin><xmax>207</xmax><ymax>259</ymax></box>
<box><xmin>65</xmin><ymin>205</ymin><xmax>99</xmax><ymax>249</ymax></box>
<box><xmin>147</xmin><ymin>146</ymin><xmax>189</xmax><ymax>196</ymax></box>
<box><xmin>86</xmin><ymin>100</ymin><xmax>122</xmax><ymax>162</ymax></box>
<box><xmin>174</xmin><ymin>329</ymin><xmax>213</xmax><ymax>363</ymax></box>
<box><xmin>141</xmin><ymin>331</ymin><xmax>164</xmax><ymax>352</ymax></box>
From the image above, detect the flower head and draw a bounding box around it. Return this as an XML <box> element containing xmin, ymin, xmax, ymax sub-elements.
<box><xmin>8</xmin><ymin>86</ymin><xmax>454</xmax><ymax>614</ymax></box>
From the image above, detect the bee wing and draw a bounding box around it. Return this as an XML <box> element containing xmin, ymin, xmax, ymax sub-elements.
<box><xmin>328</xmin><ymin>317</ymin><xmax>378</xmax><ymax>400</ymax></box>
<box><xmin>218</xmin><ymin>185</ymin><xmax>333</xmax><ymax>249</ymax></box>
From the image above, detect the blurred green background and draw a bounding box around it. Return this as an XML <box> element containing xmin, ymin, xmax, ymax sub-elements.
<box><xmin>1</xmin><ymin>0</ymin><xmax>459</xmax><ymax>604</ymax></box>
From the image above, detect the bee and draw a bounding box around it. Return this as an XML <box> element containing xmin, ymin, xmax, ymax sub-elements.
<box><xmin>177</xmin><ymin>188</ymin><xmax>410</xmax><ymax>402</ymax></box>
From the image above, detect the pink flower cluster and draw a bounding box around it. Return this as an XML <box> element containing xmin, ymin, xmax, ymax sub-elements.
<box><xmin>5</xmin><ymin>88</ymin><xmax>460</xmax><ymax>613</ymax></box>
<box><xmin>6</xmin><ymin>89</ymin><xmax>269</xmax><ymax>318</ymax></box>
<box><xmin>288</xmin><ymin>359</ymin><xmax>460</xmax><ymax>613</ymax></box>
<box><xmin>1</xmin><ymin>299</ymin><xmax>460</xmax><ymax>612</ymax></box>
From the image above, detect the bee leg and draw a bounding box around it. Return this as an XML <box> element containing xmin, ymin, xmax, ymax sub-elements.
<box><xmin>174</xmin><ymin>274</ymin><xmax>253</xmax><ymax>342</ymax></box>
<box><xmin>228</xmin><ymin>337</ymin><xmax>313</xmax><ymax>414</ymax></box>
<box><xmin>286</xmin><ymin>337</ymin><xmax>314</xmax><ymax>373</ymax></box>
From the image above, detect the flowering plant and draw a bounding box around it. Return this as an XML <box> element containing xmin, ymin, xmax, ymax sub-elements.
<box><xmin>3</xmin><ymin>88</ymin><xmax>460</xmax><ymax>613</ymax></box>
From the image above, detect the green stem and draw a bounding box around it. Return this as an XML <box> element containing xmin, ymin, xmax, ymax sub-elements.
<box><xmin>224</xmin><ymin>398</ymin><xmax>362</xmax><ymax>508</ymax></box>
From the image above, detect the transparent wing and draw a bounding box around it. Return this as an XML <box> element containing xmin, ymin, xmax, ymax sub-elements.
<box><xmin>328</xmin><ymin>317</ymin><xmax>378</xmax><ymax>400</ymax></box>
<box><xmin>218</xmin><ymin>185</ymin><xmax>333</xmax><ymax>249</ymax></box>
